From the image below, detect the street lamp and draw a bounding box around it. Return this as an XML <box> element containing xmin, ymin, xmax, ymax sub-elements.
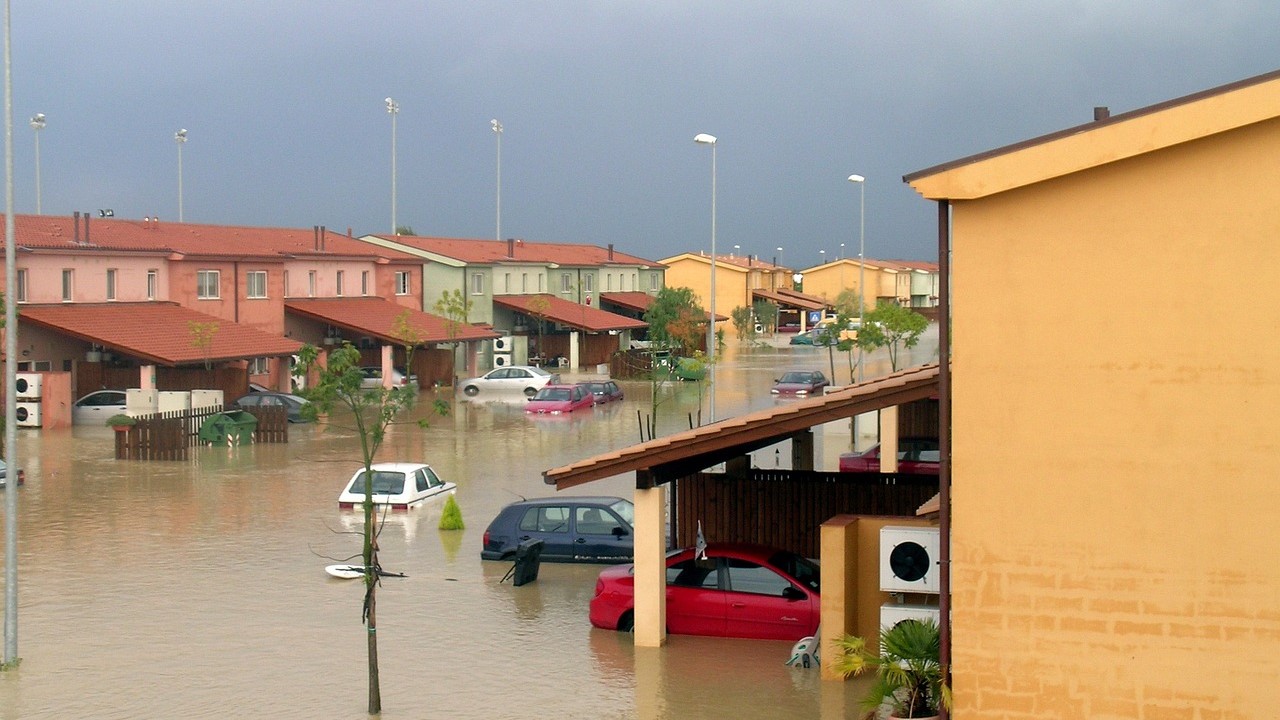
<box><xmin>694</xmin><ymin>132</ymin><xmax>717</xmax><ymax>422</ymax></box>
<box><xmin>776</xmin><ymin>246</ymin><xmax>783</xmax><ymax>267</ymax></box>
<box><xmin>386</xmin><ymin>98</ymin><xmax>399</xmax><ymax>234</ymax></box>
<box><xmin>849</xmin><ymin>174</ymin><xmax>866</xmax><ymax>382</ymax></box>
<box><xmin>174</xmin><ymin>129</ymin><xmax>187</xmax><ymax>222</ymax></box>
<box><xmin>820</xmin><ymin>249</ymin><xmax>826</xmax><ymax>263</ymax></box>
<box><xmin>491</xmin><ymin>119</ymin><xmax>502</xmax><ymax>242</ymax></box>
<box><xmin>30</xmin><ymin>114</ymin><xmax>45</xmax><ymax>215</ymax></box>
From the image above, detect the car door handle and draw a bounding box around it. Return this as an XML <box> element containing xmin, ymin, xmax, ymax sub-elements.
<box><xmin>731</xmin><ymin>602</ymin><xmax>746</xmax><ymax>609</ymax></box>
<box><xmin>575</xmin><ymin>538</ymin><xmax>587</xmax><ymax>544</ymax></box>
<box><xmin>518</xmin><ymin>535</ymin><xmax>531</xmax><ymax>542</ymax></box>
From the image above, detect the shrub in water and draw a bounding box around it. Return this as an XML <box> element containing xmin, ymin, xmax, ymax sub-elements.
<box><xmin>438</xmin><ymin>494</ymin><xmax>464</xmax><ymax>531</ymax></box>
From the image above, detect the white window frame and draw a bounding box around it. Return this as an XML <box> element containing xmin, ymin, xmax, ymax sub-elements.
<box><xmin>584</xmin><ymin>274</ymin><xmax>594</xmax><ymax>293</ymax></box>
<box><xmin>246</xmin><ymin>271</ymin><xmax>268</xmax><ymax>299</ymax></box>
<box><xmin>394</xmin><ymin>271</ymin><xmax>410</xmax><ymax>295</ymax></box>
<box><xmin>336</xmin><ymin>270</ymin><xmax>345</xmax><ymax>297</ymax></box>
<box><xmin>308</xmin><ymin>271</ymin><xmax>317</xmax><ymax>298</ymax></box>
<box><xmin>361</xmin><ymin>271</ymin><xmax>370</xmax><ymax>296</ymax></box>
<box><xmin>147</xmin><ymin>269</ymin><xmax>158</xmax><ymax>300</ymax></box>
<box><xmin>62</xmin><ymin>269</ymin><xmax>74</xmax><ymax>301</ymax></box>
<box><xmin>248</xmin><ymin>357</ymin><xmax>270</xmax><ymax>375</ymax></box>
<box><xmin>470</xmin><ymin>272</ymin><xmax>484</xmax><ymax>295</ymax></box>
<box><xmin>106</xmin><ymin>268</ymin><xmax>117</xmax><ymax>301</ymax></box>
<box><xmin>16</xmin><ymin>269</ymin><xmax>27</xmax><ymax>302</ymax></box>
<box><xmin>197</xmin><ymin>270</ymin><xmax>221</xmax><ymax>299</ymax></box>
<box><xmin>560</xmin><ymin>273</ymin><xmax>572</xmax><ymax>294</ymax></box>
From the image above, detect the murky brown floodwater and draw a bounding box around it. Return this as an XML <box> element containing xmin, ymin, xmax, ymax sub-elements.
<box><xmin>0</xmin><ymin>333</ymin><xmax>936</xmax><ymax>719</ymax></box>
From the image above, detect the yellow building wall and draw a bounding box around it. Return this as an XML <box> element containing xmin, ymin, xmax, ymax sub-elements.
<box><xmin>661</xmin><ymin>256</ymin><xmax>751</xmax><ymax>338</ymax></box>
<box><xmin>949</xmin><ymin>116</ymin><xmax>1280</xmax><ymax>718</ymax></box>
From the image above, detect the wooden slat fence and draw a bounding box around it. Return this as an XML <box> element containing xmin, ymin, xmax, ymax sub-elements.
<box><xmin>675</xmin><ymin>470</ymin><xmax>938</xmax><ymax>558</ymax></box>
<box><xmin>114</xmin><ymin>404</ymin><xmax>289</xmax><ymax>461</ymax></box>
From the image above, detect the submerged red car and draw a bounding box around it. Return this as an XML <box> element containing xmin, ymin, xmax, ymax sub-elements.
<box><xmin>589</xmin><ymin>543</ymin><xmax>820</xmax><ymax>641</ymax></box>
<box><xmin>525</xmin><ymin>384</ymin><xmax>595</xmax><ymax>414</ymax></box>
<box><xmin>838</xmin><ymin>437</ymin><xmax>940</xmax><ymax>474</ymax></box>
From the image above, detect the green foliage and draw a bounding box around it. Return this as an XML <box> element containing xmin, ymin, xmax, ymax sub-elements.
<box><xmin>730</xmin><ymin>305</ymin><xmax>756</xmax><ymax>342</ymax></box>
<box><xmin>831</xmin><ymin>618</ymin><xmax>951</xmax><ymax>719</ymax></box>
<box><xmin>433</xmin><ymin>289</ymin><xmax>472</xmax><ymax>342</ymax></box>
<box><xmin>856</xmin><ymin>302</ymin><xmax>929</xmax><ymax>371</ymax></box>
<box><xmin>394</xmin><ymin>225</ymin><xmax>414</xmax><ymax>236</ymax></box>
<box><xmin>438</xmin><ymin>494</ymin><xmax>465</xmax><ymax>531</ymax></box>
<box><xmin>643</xmin><ymin>286</ymin><xmax>703</xmax><ymax>352</ymax></box>
<box><xmin>105</xmin><ymin>414</ymin><xmax>136</xmax><ymax>427</ymax></box>
<box><xmin>753</xmin><ymin>299</ymin><xmax>779</xmax><ymax>334</ymax></box>
<box><xmin>188</xmin><ymin>320</ymin><xmax>220</xmax><ymax>370</ymax></box>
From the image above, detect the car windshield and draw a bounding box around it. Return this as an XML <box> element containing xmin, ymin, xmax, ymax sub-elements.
<box><xmin>528</xmin><ymin>366</ymin><xmax>553</xmax><ymax>378</ymax></box>
<box><xmin>535</xmin><ymin>388</ymin><xmax>571</xmax><ymax>401</ymax></box>
<box><xmin>609</xmin><ymin>498</ymin><xmax>635</xmax><ymax>525</ymax></box>
<box><xmin>778</xmin><ymin>372</ymin><xmax>812</xmax><ymax>384</ymax></box>
<box><xmin>347</xmin><ymin>471</ymin><xmax>406</xmax><ymax>496</ymax></box>
<box><xmin>769</xmin><ymin>550</ymin><xmax>821</xmax><ymax>592</ymax></box>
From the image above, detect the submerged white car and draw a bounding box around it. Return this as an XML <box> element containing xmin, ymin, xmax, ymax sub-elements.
<box><xmin>460</xmin><ymin>365</ymin><xmax>560</xmax><ymax>397</ymax></box>
<box><xmin>337</xmin><ymin>462</ymin><xmax>455</xmax><ymax>510</ymax></box>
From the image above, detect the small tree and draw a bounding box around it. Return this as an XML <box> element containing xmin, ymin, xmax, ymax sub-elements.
<box><xmin>729</xmin><ymin>305</ymin><xmax>757</xmax><ymax>344</ymax></box>
<box><xmin>433</xmin><ymin>289</ymin><xmax>472</xmax><ymax>383</ymax></box>
<box><xmin>856</xmin><ymin>302</ymin><xmax>929</xmax><ymax>372</ymax></box>
<box><xmin>525</xmin><ymin>295</ymin><xmax>552</xmax><ymax>359</ymax></box>
<box><xmin>188</xmin><ymin>321</ymin><xmax>219</xmax><ymax>371</ymax></box>
<box><xmin>753</xmin><ymin>299</ymin><xmax>779</xmax><ymax>335</ymax></box>
<box><xmin>641</xmin><ymin>287</ymin><xmax>706</xmax><ymax>434</ymax></box>
<box><xmin>294</xmin><ymin>342</ymin><xmax>419</xmax><ymax>715</ymax></box>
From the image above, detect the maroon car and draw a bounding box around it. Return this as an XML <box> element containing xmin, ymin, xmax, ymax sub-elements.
<box><xmin>589</xmin><ymin>543</ymin><xmax>820</xmax><ymax>641</ymax></box>
<box><xmin>770</xmin><ymin>370</ymin><xmax>830</xmax><ymax>396</ymax></box>
<box><xmin>838</xmin><ymin>437</ymin><xmax>939</xmax><ymax>474</ymax></box>
<box><xmin>525</xmin><ymin>384</ymin><xmax>595</xmax><ymax>414</ymax></box>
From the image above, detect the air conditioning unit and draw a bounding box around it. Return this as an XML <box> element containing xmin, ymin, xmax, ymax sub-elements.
<box><xmin>493</xmin><ymin>336</ymin><xmax>514</xmax><ymax>353</ymax></box>
<box><xmin>753</xmin><ymin>322</ymin><xmax>764</xmax><ymax>334</ymax></box>
<box><xmin>158</xmin><ymin>391</ymin><xmax>192</xmax><ymax>414</ymax></box>
<box><xmin>15</xmin><ymin>372</ymin><xmax>42</xmax><ymax>399</ymax></box>
<box><xmin>880</xmin><ymin>603</ymin><xmax>941</xmax><ymax>631</ymax></box>
<box><xmin>15</xmin><ymin>401</ymin><xmax>41</xmax><ymax>428</ymax></box>
<box><xmin>880</xmin><ymin>526</ymin><xmax>940</xmax><ymax>594</ymax></box>
<box><xmin>493</xmin><ymin>353</ymin><xmax>513</xmax><ymax>368</ymax></box>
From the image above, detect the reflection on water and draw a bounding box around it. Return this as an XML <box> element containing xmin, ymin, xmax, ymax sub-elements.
<box><xmin>0</xmin><ymin>333</ymin><xmax>933</xmax><ymax>718</ymax></box>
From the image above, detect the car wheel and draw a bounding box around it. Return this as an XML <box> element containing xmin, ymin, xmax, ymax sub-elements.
<box><xmin>524</xmin><ymin>387</ymin><xmax>537</xmax><ymax>398</ymax></box>
<box><xmin>463</xmin><ymin>385</ymin><xmax>479</xmax><ymax>396</ymax></box>
<box><xmin>617</xmin><ymin>611</ymin><xmax>635</xmax><ymax>633</ymax></box>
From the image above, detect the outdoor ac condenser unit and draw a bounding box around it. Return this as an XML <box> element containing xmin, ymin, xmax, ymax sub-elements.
<box><xmin>493</xmin><ymin>353</ymin><xmax>513</xmax><ymax>368</ymax></box>
<box><xmin>493</xmin><ymin>336</ymin><xmax>514</xmax><ymax>353</ymax></box>
<box><xmin>879</xmin><ymin>603</ymin><xmax>940</xmax><ymax>631</ymax></box>
<box><xmin>880</xmin><ymin>526</ymin><xmax>940</xmax><ymax>594</ymax></box>
<box><xmin>16</xmin><ymin>401</ymin><xmax>42</xmax><ymax>428</ymax></box>
<box><xmin>16</xmin><ymin>372</ymin><xmax>42</xmax><ymax>400</ymax></box>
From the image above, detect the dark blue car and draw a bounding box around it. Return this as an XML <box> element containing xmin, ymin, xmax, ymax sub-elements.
<box><xmin>481</xmin><ymin>496</ymin><xmax>635</xmax><ymax>563</ymax></box>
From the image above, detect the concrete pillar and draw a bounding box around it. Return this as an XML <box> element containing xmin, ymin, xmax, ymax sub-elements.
<box><xmin>381</xmin><ymin>344</ymin><xmax>394</xmax><ymax>389</ymax></box>
<box><xmin>569</xmin><ymin>330</ymin><xmax>580</xmax><ymax>369</ymax></box>
<box><xmin>880</xmin><ymin>404</ymin><xmax>899</xmax><ymax>472</ymax></box>
<box><xmin>791</xmin><ymin>430</ymin><xmax>815</xmax><ymax>472</ymax></box>
<box><xmin>633</xmin><ymin>484</ymin><xmax>667</xmax><ymax>647</ymax></box>
<box><xmin>820</xmin><ymin>514</ymin><xmax>859</xmax><ymax>680</ymax></box>
<box><xmin>278</xmin><ymin>356</ymin><xmax>293</xmax><ymax>393</ymax></box>
<box><xmin>139</xmin><ymin>364</ymin><xmax>157</xmax><ymax>390</ymax></box>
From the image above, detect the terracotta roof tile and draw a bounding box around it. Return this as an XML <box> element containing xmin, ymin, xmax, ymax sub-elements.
<box><xmin>600</xmin><ymin>292</ymin><xmax>656</xmax><ymax>313</ymax></box>
<box><xmin>364</xmin><ymin>234</ymin><xmax>661</xmax><ymax>267</ymax></box>
<box><xmin>493</xmin><ymin>294</ymin><xmax>648</xmax><ymax>333</ymax></box>
<box><xmin>284</xmin><ymin>298</ymin><xmax>500</xmax><ymax>344</ymax></box>
<box><xmin>19</xmin><ymin>302</ymin><xmax>302</xmax><ymax>366</ymax></box>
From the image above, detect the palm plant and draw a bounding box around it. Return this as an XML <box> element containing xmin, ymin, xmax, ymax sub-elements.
<box><xmin>831</xmin><ymin>618</ymin><xmax>950</xmax><ymax>719</ymax></box>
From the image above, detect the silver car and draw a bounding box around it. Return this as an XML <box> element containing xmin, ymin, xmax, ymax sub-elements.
<box><xmin>72</xmin><ymin>389</ymin><xmax>128</xmax><ymax>425</ymax></box>
<box><xmin>460</xmin><ymin>365</ymin><xmax>560</xmax><ymax>397</ymax></box>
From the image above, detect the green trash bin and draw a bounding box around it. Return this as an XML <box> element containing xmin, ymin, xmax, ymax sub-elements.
<box><xmin>198</xmin><ymin>411</ymin><xmax>258</xmax><ymax>445</ymax></box>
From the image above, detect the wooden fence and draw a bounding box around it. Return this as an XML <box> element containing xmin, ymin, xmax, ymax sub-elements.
<box><xmin>113</xmin><ymin>404</ymin><xmax>289</xmax><ymax>461</ymax></box>
<box><xmin>675</xmin><ymin>470</ymin><xmax>938</xmax><ymax>558</ymax></box>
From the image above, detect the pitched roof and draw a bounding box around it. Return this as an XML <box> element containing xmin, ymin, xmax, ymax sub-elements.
<box><xmin>752</xmin><ymin>288</ymin><xmax>826</xmax><ymax>311</ymax></box>
<box><xmin>19</xmin><ymin>302</ymin><xmax>302</xmax><ymax>366</ymax></box>
<box><xmin>284</xmin><ymin>297</ymin><xmax>500</xmax><ymax>344</ymax></box>
<box><xmin>659</xmin><ymin>252</ymin><xmax>785</xmax><ymax>272</ymax></box>
<box><xmin>544</xmin><ymin>363</ymin><xmax>940</xmax><ymax>489</ymax></box>
<box><xmin>361</xmin><ymin>234</ymin><xmax>661</xmax><ymax>267</ymax></box>
<box><xmin>493</xmin><ymin>294</ymin><xmax>648</xmax><ymax>333</ymax></box>
<box><xmin>8</xmin><ymin>214</ymin><xmax>420</xmax><ymax>262</ymax></box>
<box><xmin>599</xmin><ymin>292</ymin><xmax>657</xmax><ymax>313</ymax></box>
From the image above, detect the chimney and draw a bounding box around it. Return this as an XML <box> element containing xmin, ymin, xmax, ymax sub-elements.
<box><xmin>74</xmin><ymin>211</ymin><xmax>80</xmax><ymax>242</ymax></box>
<box><xmin>507</xmin><ymin>237</ymin><xmax>515</xmax><ymax>258</ymax></box>
<box><xmin>313</xmin><ymin>225</ymin><xmax>319</xmax><ymax>251</ymax></box>
<box><xmin>320</xmin><ymin>226</ymin><xmax>327</xmax><ymax>251</ymax></box>
<box><xmin>1094</xmin><ymin>106</ymin><xmax>1110</xmax><ymax>121</ymax></box>
<box><xmin>84</xmin><ymin>211</ymin><xmax>91</xmax><ymax>243</ymax></box>
<box><xmin>347</xmin><ymin>227</ymin><xmax>352</xmax><ymax>237</ymax></box>
<box><xmin>607</xmin><ymin>244</ymin><xmax>614</xmax><ymax>262</ymax></box>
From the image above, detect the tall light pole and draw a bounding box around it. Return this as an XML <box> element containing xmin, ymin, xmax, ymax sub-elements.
<box><xmin>849</xmin><ymin>174</ymin><xmax>866</xmax><ymax>382</ymax></box>
<box><xmin>174</xmin><ymin>129</ymin><xmax>187</xmax><ymax>222</ymax></box>
<box><xmin>694</xmin><ymin>132</ymin><xmax>717</xmax><ymax>422</ymax></box>
<box><xmin>5</xmin><ymin>0</ymin><xmax>21</xmax><ymax>664</ymax></box>
<box><xmin>491</xmin><ymin>119</ymin><xmax>502</xmax><ymax>242</ymax></box>
<box><xmin>386</xmin><ymin>98</ymin><xmax>399</xmax><ymax>234</ymax></box>
<box><xmin>29</xmin><ymin>113</ymin><xmax>43</xmax><ymax>214</ymax></box>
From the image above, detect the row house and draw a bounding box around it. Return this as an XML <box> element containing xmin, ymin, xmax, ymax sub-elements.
<box><xmin>658</xmin><ymin>251</ymin><xmax>795</xmax><ymax>337</ymax></box>
<box><xmin>798</xmin><ymin>257</ymin><xmax>941</xmax><ymax>316</ymax></box>
<box><xmin>358</xmin><ymin>234</ymin><xmax>661</xmax><ymax>369</ymax></box>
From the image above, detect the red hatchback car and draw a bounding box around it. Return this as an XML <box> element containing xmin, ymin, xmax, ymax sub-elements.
<box><xmin>838</xmin><ymin>437</ymin><xmax>940</xmax><ymax>474</ymax></box>
<box><xmin>525</xmin><ymin>384</ymin><xmax>595</xmax><ymax>414</ymax></box>
<box><xmin>589</xmin><ymin>543</ymin><xmax>821</xmax><ymax>641</ymax></box>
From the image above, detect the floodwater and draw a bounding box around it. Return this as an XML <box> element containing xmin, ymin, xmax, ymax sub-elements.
<box><xmin>0</xmin><ymin>332</ymin><xmax>937</xmax><ymax>719</ymax></box>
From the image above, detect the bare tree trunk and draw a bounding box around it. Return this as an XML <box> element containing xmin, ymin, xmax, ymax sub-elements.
<box><xmin>367</xmin><ymin>587</ymin><xmax>381</xmax><ymax>713</ymax></box>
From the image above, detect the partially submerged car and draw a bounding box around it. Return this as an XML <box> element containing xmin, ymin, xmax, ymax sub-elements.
<box><xmin>461</xmin><ymin>365</ymin><xmax>560</xmax><ymax>397</ymax></box>
<box><xmin>771</xmin><ymin>370</ymin><xmax>830</xmax><ymax>396</ymax></box>
<box><xmin>337</xmin><ymin>462</ymin><xmax>455</xmax><ymax>510</ymax></box>
<box><xmin>578</xmin><ymin>380</ymin><xmax>624</xmax><ymax>405</ymax></box>
<box><xmin>525</xmin><ymin>384</ymin><xmax>595</xmax><ymax>414</ymax></box>
<box><xmin>838</xmin><ymin>437</ymin><xmax>940</xmax><ymax>474</ymax></box>
<box><xmin>481</xmin><ymin>496</ymin><xmax>635</xmax><ymax>563</ymax></box>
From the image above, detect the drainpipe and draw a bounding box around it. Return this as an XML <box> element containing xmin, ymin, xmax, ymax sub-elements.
<box><xmin>937</xmin><ymin>200</ymin><xmax>952</xmax><ymax>718</ymax></box>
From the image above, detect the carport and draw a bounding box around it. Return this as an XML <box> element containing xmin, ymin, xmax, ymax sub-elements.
<box><xmin>543</xmin><ymin>363</ymin><xmax>940</xmax><ymax>652</ymax></box>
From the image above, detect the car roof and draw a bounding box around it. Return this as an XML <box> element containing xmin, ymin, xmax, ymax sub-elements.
<box><xmin>359</xmin><ymin>462</ymin><xmax>431</xmax><ymax>473</ymax></box>
<box><xmin>502</xmin><ymin>495</ymin><xmax>626</xmax><ymax>507</ymax></box>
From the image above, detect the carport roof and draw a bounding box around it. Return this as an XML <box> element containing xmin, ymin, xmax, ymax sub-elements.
<box><xmin>752</xmin><ymin>288</ymin><xmax>826</xmax><ymax>311</ymax></box>
<box><xmin>599</xmin><ymin>291</ymin><xmax>656</xmax><ymax>313</ymax></box>
<box><xmin>19</xmin><ymin>302</ymin><xmax>303</xmax><ymax>366</ymax></box>
<box><xmin>543</xmin><ymin>363</ymin><xmax>940</xmax><ymax>489</ymax></box>
<box><xmin>493</xmin><ymin>294</ymin><xmax>648</xmax><ymax>333</ymax></box>
<box><xmin>284</xmin><ymin>297</ymin><xmax>501</xmax><ymax>344</ymax></box>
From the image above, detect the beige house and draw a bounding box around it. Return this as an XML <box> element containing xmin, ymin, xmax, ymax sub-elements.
<box><xmin>907</xmin><ymin>69</ymin><xmax>1280</xmax><ymax>717</ymax></box>
<box><xmin>659</xmin><ymin>252</ymin><xmax>789</xmax><ymax>336</ymax></box>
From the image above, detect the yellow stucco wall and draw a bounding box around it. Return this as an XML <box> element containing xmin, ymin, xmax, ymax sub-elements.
<box><xmin>948</xmin><ymin>115</ymin><xmax>1280</xmax><ymax>718</ymax></box>
<box><xmin>660</xmin><ymin>255</ymin><xmax>749</xmax><ymax>337</ymax></box>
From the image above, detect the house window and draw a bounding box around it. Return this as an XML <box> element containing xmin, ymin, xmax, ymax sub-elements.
<box><xmin>583</xmin><ymin>274</ymin><xmax>594</xmax><ymax>293</ymax></box>
<box><xmin>197</xmin><ymin>270</ymin><xmax>220</xmax><ymax>299</ymax></box>
<box><xmin>16</xmin><ymin>269</ymin><xmax>27</xmax><ymax>302</ymax></box>
<box><xmin>336</xmin><ymin>270</ymin><xmax>345</xmax><ymax>296</ymax></box>
<box><xmin>308</xmin><ymin>271</ymin><xmax>317</xmax><ymax>297</ymax></box>
<box><xmin>394</xmin><ymin>271</ymin><xmax>409</xmax><ymax>295</ymax></box>
<box><xmin>62</xmin><ymin>269</ymin><xmax>74</xmax><ymax>301</ymax></box>
<box><xmin>248</xmin><ymin>357</ymin><xmax>270</xmax><ymax>375</ymax></box>
<box><xmin>147</xmin><ymin>269</ymin><xmax>158</xmax><ymax>300</ymax></box>
<box><xmin>470</xmin><ymin>272</ymin><xmax>484</xmax><ymax>295</ymax></box>
<box><xmin>106</xmin><ymin>269</ymin><xmax>117</xmax><ymax>301</ymax></box>
<box><xmin>361</xmin><ymin>271</ymin><xmax>370</xmax><ymax>296</ymax></box>
<box><xmin>649</xmin><ymin>274</ymin><xmax>659</xmax><ymax>291</ymax></box>
<box><xmin>560</xmin><ymin>273</ymin><xmax>571</xmax><ymax>294</ymax></box>
<box><xmin>538</xmin><ymin>274</ymin><xmax>544</xmax><ymax>292</ymax></box>
<box><xmin>246</xmin><ymin>271</ymin><xmax>267</xmax><ymax>299</ymax></box>
<box><xmin>521</xmin><ymin>273</ymin><xmax>528</xmax><ymax>293</ymax></box>
<box><xmin>282</xmin><ymin>270</ymin><xmax>290</xmax><ymax>297</ymax></box>
<box><xmin>606</xmin><ymin>274</ymin><xmax>613</xmax><ymax>292</ymax></box>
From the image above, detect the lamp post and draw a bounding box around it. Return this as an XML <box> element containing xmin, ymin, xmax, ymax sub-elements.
<box><xmin>849</xmin><ymin>174</ymin><xmax>866</xmax><ymax>382</ymax></box>
<box><xmin>694</xmin><ymin>132</ymin><xmax>717</xmax><ymax>422</ymax></box>
<box><xmin>491</xmin><ymin>119</ymin><xmax>502</xmax><ymax>242</ymax></box>
<box><xmin>30</xmin><ymin>113</ymin><xmax>44</xmax><ymax>214</ymax></box>
<box><xmin>174</xmin><ymin>129</ymin><xmax>187</xmax><ymax>222</ymax></box>
<box><xmin>386</xmin><ymin>98</ymin><xmax>399</xmax><ymax>234</ymax></box>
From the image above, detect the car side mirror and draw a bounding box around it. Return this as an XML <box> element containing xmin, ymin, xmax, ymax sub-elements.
<box><xmin>781</xmin><ymin>586</ymin><xmax>805</xmax><ymax>601</ymax></box>
<box><xmin>612</xmin><ymin>526</ymin><xmax>629</xmax><ymax>538</ymax></box>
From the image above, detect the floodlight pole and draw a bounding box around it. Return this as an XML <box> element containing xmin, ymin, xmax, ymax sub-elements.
<box><xmin>849</xmin><ymin>174</ymin><xmax>866</xmax><ymax>382</ymax></box>
<box><xmin>174</xmin><ymin>129</ymin><xmax>187</xmax><ymax>222</ymax></box>
<box><xmin>492</xmin><ymin>119</ymin><xmax>502</xmax><ymax>242</ymax></box>
<box><xmin>29</xmin><ymin>112</ymin><xmax>42</xmax><ymax>214</ymax></box>
<box><xmin>4</xmin><ymin>0</ymin><xmax>21</xmax><ymax>665</ymax></box>
<box><xmin>386</xmin><ymin>98</ymin><xmax>399</xmax><ymax>234</ymax></box>
<box><xmin>695</xmin><ymin>133</ymin><xmax>717</xmax><ymax>422</ymax></box>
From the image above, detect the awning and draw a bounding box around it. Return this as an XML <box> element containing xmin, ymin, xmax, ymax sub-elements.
<box><xmin>543</xmin><ymin>363</ymin><xmax>940</xmax><ymax>489</ymax></box>
<box><xmin>494</xmin><ymin>294</ymin><xmax>648</xmax><ymax>333</ymax></box>
<box><xmin>19</xmin><ymin>302</ymin><xmax>303</xmax><ymax>366</ymax></box>
<box><xmin>752</xmin><ymin>288</ymin><xmax>826</xmax><ymax>311</ymax></box>
<box><xmin>285</xmin><ymin>297</ymin><xmax>500</xmax><ymax>344</ymax></box>
<box><xmin>599</xmin><ymin>292</ymin><xmax>656</xmax><ymax>314</ymax></box>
